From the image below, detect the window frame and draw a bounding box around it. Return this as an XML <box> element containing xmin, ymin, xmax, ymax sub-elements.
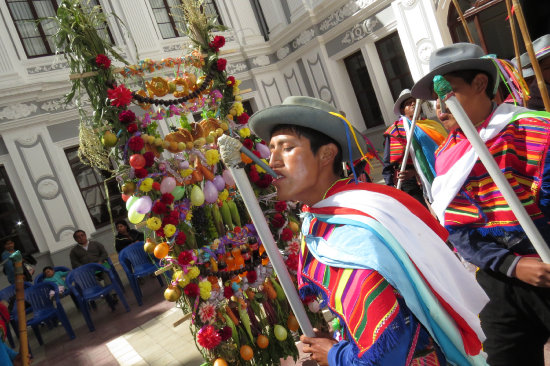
<box><xmin>375</xmin><ymin>31</ymin><xmax>414</xmax><ymax>101</ymax></box>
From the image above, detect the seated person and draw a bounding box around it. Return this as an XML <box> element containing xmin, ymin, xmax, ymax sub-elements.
<box><xmin>42</xmin><ymin>266</ymin><xmax>68</xmax><ymax>295</ymax></box>
<box><xmin>115</xmin><ymin>220</ymin><xmax>144</xmax><ymax>253</ymax></box>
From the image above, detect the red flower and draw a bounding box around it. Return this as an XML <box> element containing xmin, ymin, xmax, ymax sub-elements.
<box><xmin>183</xmin><ymin>283</ymin><xmax>199</xmax><ymax>297</ymax></box>
<box><xmin>237</xmin><ymin>112</ymin><xmax>249</xmax><ymax>125</ymax></box>
<box><xmin>285</xmin><ymin>253</ymin><xmax>299</xmax><ymax>272</ymax></box>
<box><xmin>197</xmin><ymin>325</ymin><xmax>221</xmax><ymax>350</ymax></box>
<box><xmin>242</xmin><ymin>138</ymin><xmax>253</xmax><ymax>150</ymax></box>
<box><xmin>249</xmin><ymin>169</ymin><xmax>260</xmax><ymax>183</ymax></box>
<box><xmin>275</xmin><ymin>201</ymin><xmax>287</xmax><ymax>212</ymax></box>
<box><xmin>256</xmin><ymin>174</ymin><xmax>272</xmax><ymax>188</ymax></box>
<box><xmin>178</xmin><ymin>251</ymin><xmax>193</xmax><ymax>266</ymax></box>
<box><xmin>280</xmin><ymin>227</ymin><xmax>293</xmax><ymax>241</ymax></box>
<box><xmin>227</xmin><ymin>76</ymin><xmax>235</xmax><ymax>86</ymax></box>
<box><xmin>143</xmin><ymin>151</ymin><xmax>155</xmax><ymax>168</ymax></box>
<box><xmin>128</xmin><ymin>136</ymin><xmax>144</xmax><ymax>152</ymax></box>
<box><xmin>216</xmin><ymin>58</ymin><xmax>227</xmax><ymax>71</ymax></box>
<box><xmin>118</xmin><ymin>110</ymin><xmax>136</xmax><ymax>124</ymax></box>
<box><xmin>152</xmin><ymin>201</ymin><xmax>168</xmax><ymax>215</ymax></box>
<box><xmin>162</xmin><ymin>215</ymin><xmax>178</xmax><ymax>226</ymax></box>
<box><xmin>134</xmin><ymin>168</ymin><xmax>148</xmax><ymax>179</ymax></box>
<box><xmin>107</xmin><ymin>84</ymin><xmax>133</xmax><ymax>107</ymax></box>
<box><xmin>253</xmin><ymin>150</ymin><xmax>261</xmax><ymax>158</ymax></box>
<box><xmin>219</xmin><ymin>326</ymin><xmax>232</xmax><ymax>341</ymax></box>
<box><xmin>223</xmin><ymin>286</ymin><xmax>233</xmax><ymax>299</ymax></box>
<box><xmin>246</xmin><ymin>270</ymin><xmax>257</xmax><ymax>284</ymax></box>
<box><xmin>95</xmin><ymin>54</ymin><xmax>111</xmax><ymax>69</ymax></box>
<box><xmin>208</xmin><ymin>35</ymin><xmax>225</xmax><ymax>52</ymax></box>
<box><xmin>161</xmin><ymin>193</ymin><xmax>174</xmax><ymax>204</ymax></box>
<box><xmin>155</xmin><ymin>228</ymin><xmax>165</xmax><ymax>238</ymax></box>
<box><xmin>175</xmin><ymin>231</ymin><xmax>187</xmax><ymax>245</ymax></box>
<box><xmin>127</xmin><ymin>123</ymin><xmax>138</xmax><ymax>134</ymax></box>
<box><xmin>152</xmin><ymin>182</ymin><xmax>161</xmax><ymax>191</ymax></box>
<box><xmin>271</xmin><ymin>213</ymin><xmax>285</xmax><ymax>229</ymax></box>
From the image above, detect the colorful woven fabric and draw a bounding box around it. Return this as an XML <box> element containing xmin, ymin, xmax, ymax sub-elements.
<box><xmin>437</xmin><ymin>112</ymin><xmax>550</xmax><ymax>232</ymax></box>
<box><xmin>384</xmin><ymin>119</ymin><xmax>412</xmax><ymax>165</ymax></box>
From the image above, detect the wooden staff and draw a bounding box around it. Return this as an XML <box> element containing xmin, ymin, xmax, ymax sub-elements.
<box><xmin>396</xmin><ymin>100</ymin><xmax>421</xmax><ymax>190</ymax></box>
<box><xmin>505</xmin><ymin>0</ymin><xmax>522</xmax><ymax>78</ymax></box>
<box><xmin>451</xmin><ymin>0</ymin><xmax>474</xmax><ymax>44</ymax></box>
<box><xmin>511</xmin><ymin>0</ymin><xmax>550</xmax><ymax>112</ymax></box>
<box><xmin>11</xmin><ymin>251</ymin><xmax>29</xmax><ymax>366</ymax></box>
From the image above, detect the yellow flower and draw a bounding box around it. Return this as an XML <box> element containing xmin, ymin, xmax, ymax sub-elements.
<box><xmin>180</xmin><ymin>168</ymin><xmax>194</xmax><ymax>177</ymax></box>
<box><xmin>186</xmin><ymin>212</ymin><xmax>193</xmax><ymax>221</ymax></box>
<box><xmin>187</xmin><ymin>266</ymin><xmax>200</xmax><ymax>279</ymax></box>
<box><xmin>177</xmin><ymin>274</ymin><xmax>190</xmax><ymax>288</ymax></box>
<box><xmin>146</xmin><ymin>217</ymin><xmax>162</xmax><ymax>231</ymax></box>
<box><xmin>233</xmin><ymin>102</ymin><xmax>244</xmax><ymax>116</ymax></box>
<box><xmin>199</xmin><ymin>280</ymin><xmax>212</xmax><ymax>300</ymax></box>
<box><xmin>140</xmin><ymin>178</ymin><xmax>153</xmax><ymax>192</ymax></box>
<box><xmin>256</xmin><ymin>159</ymin><xmax>268</xmax><ymax>174</ymax></box>
<box><xmin>218</xmin><ymin>189</ymin><xmax>229</xmax><ymax>202</ymax></box>
<box><xmin>239</xmin><ymin>127</ymin><xmax>250</xmax><ymax>138</ymax></box>
<box><xmin>163</xmin><ymin>224</ymin><xmax>176</xmax><ymax>237</ymax></box>
<box><xmin>205</xmin><ymin>149</ymin><xmax>220</xmax><ymax>166</ymax></box>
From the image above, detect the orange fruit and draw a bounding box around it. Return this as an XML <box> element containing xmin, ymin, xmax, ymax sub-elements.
<box><xmin>154</xmin><ymin>242</ymin><xmax>169</xmax><ymax>259</ymax></box>
<box><xmin>213</xmin><ymin>358</ymin><xmax>228</xmax><ymax>366</ymax></box>
<box><xmin>240</xmin><ymin>345</ymin><xmax>254</xmax><ymax>361</ymax></box>
<box><xmin>287</xmin><ymin>314</ymin><xmax>299</xmax><ymax>332</ymax></box>
<box><xmin>256</xmin><ymin>334</ymin><xmax>269</xmax><ymax>349</ymax></box>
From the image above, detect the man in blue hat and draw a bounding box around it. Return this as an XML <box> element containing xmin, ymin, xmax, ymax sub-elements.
<box><xmin>412</xmin><ymin>42</ymin><xmax>550</xmax><ymax>365</ymax></box>
<box><xmin>249</xmin><ymin>96</ymin><xmax>488</xmax><ymax>365</ymax></box>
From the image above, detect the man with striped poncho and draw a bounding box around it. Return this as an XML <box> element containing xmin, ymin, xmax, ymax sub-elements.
<box><xmin>249</xmin><ymin>96</ymin><xmax>488</xmax><ymax>365</ymax></box>
<box><xmin>411</xmin><ymin>42</ymin><xmax>550</xmax><ymax>366</ymax></box>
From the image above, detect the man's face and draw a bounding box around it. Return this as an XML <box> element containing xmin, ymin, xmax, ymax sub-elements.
<box><xmin>269</xmin><ymin>130</ymin><xmax>323</xmax><ymax>205</ymax></box>
<box><xmin>4</xmin><ymin>241</ymin><xmax>14</xmax><ymax>252</ymax></box>
<box><xmin>74</xmin><ymin>231</ymin><xmax>87</xmax><ymax>245</ymax></box>
<box><xmin>401</xmin><ymin>98</ymin><xmax>416</xmax><ymax>120</ymax></box>
<box><xmin>539</xmin><ymin>56</ymin><xmax>550</xmax><ymax>84</ymax></box>
<box><xmin>435</xmin><ymin>98</ymin><xmax>459</xmax><ymax>131</ymax></box>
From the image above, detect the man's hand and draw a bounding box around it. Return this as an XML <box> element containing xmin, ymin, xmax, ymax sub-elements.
<box><xmin>513</xmin><ymin>257</ymin><xmax>550</xmax><ymax>287</ymax></box>
<box><xmin>396</xmin><ymin>169</ymin><xmax>416</xmax><ymax>181</ymax></box>
<box><xmin>300</xmin><ymin>328</ymin><xmax>338</xmax><ymax>366</ymax></box>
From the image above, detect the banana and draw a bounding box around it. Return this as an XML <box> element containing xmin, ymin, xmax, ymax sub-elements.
<box><xmin>220</xmin><ymin>201</ymin><xmax>234</xmax><ymax>230</ymax></box>
<box><xmin>227</xmin><ymin>200</ymin><xmax>241</xmax><ymax>227</ymax></box>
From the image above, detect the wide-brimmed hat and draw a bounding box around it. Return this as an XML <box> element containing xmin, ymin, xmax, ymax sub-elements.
<box><xmin>248</xmin><ymin>96</ymin><xmax>367</xmax><ymax>162</ymax></box>
<box><xmin>393</xmin><ymin>89</ymin><xmax>414</xmax><ymax>116</ymax></box>
<box><xmin>523</xmin><ymin>34</ymin><xmax>550</xmax><ymax>67</ymax></box>
<box><xmin>512</xmin><ymin>54</ymin><xmax>534</xmax><ymax>79</ymax></box>
<box><xmin>411</xmin><ymin>43</ymin><xmax>498</xmax><ymax>100</ymax></box>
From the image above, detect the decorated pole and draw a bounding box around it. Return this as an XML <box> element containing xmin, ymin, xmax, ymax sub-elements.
<box><xmin>218</xmin><ymin>134</ymin><xmax>315</xmax><ymax>338</ymax></box>
<box><xmin>451</xmin><ymin>0</ymin><xmax>474</xmax><ymax>44</ymax></box>
<box><xmin>511</xmin><ymin>0</ymin><xmax>550</xmax><ymax>112</ymax></box>
<box><xmin>433</xmin><ymin>75</ymin><xmax>550</xmax><ymax>263</ymax></box>
<box><xmin>396</xmin><ymin>99</ymin><xmax>421</xmax><ymax>190</ymax></box>
<box><xmin>505</xmin><ymin>0</ymin><xmax>522</xmax><ymax>78</ymax></box>
<box><xmin>11</xmin><ymin>251</ymin><xmax>29</xmax><ymax>366</ymax></box>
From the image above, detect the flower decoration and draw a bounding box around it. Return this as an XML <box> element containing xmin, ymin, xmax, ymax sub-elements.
<box><xmin>161</xmin><ymin>193</ymin><xmax>175</xmax><ymax>204</ymax></box>
<box><xmin>140</xmin><ymin>178</ymin><xmax>154</xmax><ymax>192</ymax></box>
<box><xmin>237</xmin><ymin>112</ymin><xmax>249</xmax><ymax>125</ymax></box>
<box><xmin>175</xmin><ymin>231</ymin><xmax>187</xmax><ymax>245</ymax></box>
<box><xmin>178</xmin><ymin>251</ymin><xmax>194</xmax><ymax>266</ymax></box>
<box><xmin>216</xmin><ymin>58</ymin><xmax>227</xmax><ymax>71</ymax></box>
<box><xmin>187</xmin><ymin>266</ymin><xmax>200</xmax><ymax>279</ymax></box>
<box><xmin>152</xmin><ymin>201</ymin><xmax>168</xmax><ymax>214</ymax></box>
<box><xmin>95</xmin><ymin>54</ymin><xmax>111</xmax><ymax>69</ymax></box>
<box><xmin>197</xmin><ymin>325</ymin><xmax>221</xmax><ymax>350</ymax></box>
<box><xmin>134</xmin><ymin>168</ymin><xmax>148</xmax><ymax>179</ymax></box>
<box><xmin>223</xmin><ymin>286</ymin><xmax>233</xmax><ymax>299</ymax></box>
<box><xmin>219</xmin><ymin>326</ymin><xmax>232</xmax><ymax>341</ymax></box>
<box><xmin>281</xmin><ymin>227</ymin><xmax>293</xmax><ymax>241</ymax></box>
<box><xmin>275</xmin><ymin>201</ymin><xmax>287</xmax><ymax>212</ymax></box>
<box><xmin>199</xmin><ymin>280</ymin><xmax>212</xmax><ymax>300</ymax></box>
<box><xmin>143</xmin><ymin>152</ymin><xmax>155</xmax><ymax>167</ymax></box>
<box><xmin>271</xmin><ymin>213</ymin><xmax>286</xmax><ymax>229</ymax></box>
<box><xmin>128</xmin><ymin>136</ymin><xmax>144</xmax><ymax>152</ymax></box>
<box><xmin>199</xmin><ymin>302</ymin><xmax>216</xmax><ymax>324</ymax></box>
<box><xmin>118</xmin><ymin>110</ymin><xmax>136</xmax><ymax>124</ymax></box>
<box><xmin>107</xmin><ymin>84</ymin><xmax>133</xmax><ymax>107</ymax></box>
<box><xmin>127</xmin><ymin>123</ymin><xmax>138</xmax><ymax>134</ymax></box>
<box><xmin>146</xmin><ymin>217</ymin><xmax>162</xmax><ymax>231</ymax></box>
<box><xmin>164</xmin><ymin>224</ymin><xmax>176</xmax><ymax>237</ymax></box>
<box><xmin>183</xmin><ymin>283</ymin><xmax>199</xmax><ymax>297</ymax></box>
<box><xmin>205</xmin><ymin>149</ymin><xmax>220</xmax><ymax>166</ymax></box>
<box><xmin>209</xmin><ymin>35</ymin><xmax>225</xmax><ymax>52</ymax></box>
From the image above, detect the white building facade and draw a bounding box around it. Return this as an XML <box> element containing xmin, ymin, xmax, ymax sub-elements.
<box><xmin>0</xmin><ymin>0</ymin><xmax>535</xmax><ymax>280</ymax></box>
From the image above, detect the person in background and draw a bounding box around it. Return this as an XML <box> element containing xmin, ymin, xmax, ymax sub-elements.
<box><xmin>114</xmin><ymin>220</ymin><xmax>144</xmax><ymax>253</ymax></box>
<box><xmin>1</xmin><ymin>240</ymin><xmax>36</xmax><ymax>284</ymax></box>
<box><xmin>69</xmin><ymin>230</ymin><xmax>109</xmax><ymax>269</ymax></box>
<box><xmin>42</xmin><ymin>266</ymin><xmax>68</xmax><ymax>295</ymax></box>
<box><xmin>523</xmin><ymin>34</ymin><xmax>550</xmax><ymax>111</ymax></box>
<box><xmin>0</xmin><ymin>300</ymin><xmax>30</xmax><ymax>365</ymax></box>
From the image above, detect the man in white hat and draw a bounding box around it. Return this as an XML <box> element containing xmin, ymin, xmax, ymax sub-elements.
<box><xmin>412</xmin><ymin>42</ymin><xmax>550</xmax><ymax>365</ymax></box>
<box><xmin>524</xmin><ymin>34</ymin><xmax>550</xmax><ymax>110</ymax></box>
<box><xmin>382</xmin><ymin>89</ymin><xmax>447</xmax><ymax>205</ymax></box>
<box><xmin>249</xmin><ymin>96</ymin><xmax>488</xmax><ymax>366</ymax></box>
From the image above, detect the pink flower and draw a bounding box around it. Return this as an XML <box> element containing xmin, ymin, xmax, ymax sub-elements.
<box><xmin>216</xmin><ymin>58</ymin><xmax>227</xmax><ymax>71</ymax></box>
<box><xmin>107</xmin><ymin>85</ymin><xmax>133</xmax><ymax>107</ymax></box>
<box><xmin>198</xmin><ymin>302</ymin><xmax>216</xmax><ymax>323</ymax></box>
<box><xmin>95</xmin><ymin>54</ymin><xmax>111</xmax><ymax>69</ymax></box>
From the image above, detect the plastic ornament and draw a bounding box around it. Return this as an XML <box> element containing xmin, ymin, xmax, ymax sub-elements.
<box><xmin>129</xmin><ymin>154</ymin><xmax>146</xmax><ymax>169</ymax></box>
<box><xmin>190</xmin><ymin>185</ymin><xmax>205</xmax><ymax>206</ymax></box>
<box><xmin>213</xmin><ymin>175</ymin><xmax>225</xmax><ymax>191</ymax></box>
<box><xmin>126</xmin><ymin>195</ymin><xmax>139</xmax><ymax>210</ymax></box>
<box><xmin>255</xmin><ymin>142</ymin><xmax>271</xmax><ymax>159</ymax></box>
<box><xmin>178</xmin><ymin>160</ymin><xmax>190</xmax><ymax>169</ymax></box>
<box><xmin>203</xmin><ymin>181</ymin><xmax>218</xmax><ymax>203</ymax></box>
<box><xmin>160</xmin><ymin>176</ymin><xmax>176</xmax><ymax>194</ymax></box>
<box><xmin>171</xmin><ymin>186</ymin><xmax>186</xmax><ymax>201</ymax></box>
<box><xmin>128</xmin><ymin>207</ymin><xmax>145</xmax><ymax>224</ymax></box>
<box><xmin>222</xmin><ymin>169</ymin><xmax>235</xmax><ymax>187</ymax></box>
<box><xmin>154</xmin><ymin>242</ymin><xmax>170</xmax><ymax>259</ymax></box>
<box><xmin>121</xmin><ymin>194</ymin><xmax>130</xmax><ymax>202</ymax></box>
<box><xmin>134</xmin><ymin>196</ymin><xmax>153</xmax><ymax>214</ymax></box>
<box><xmin>274</xmin><ymin>324</ymin><xmax>288</xmax><ymax>341</ymax></box>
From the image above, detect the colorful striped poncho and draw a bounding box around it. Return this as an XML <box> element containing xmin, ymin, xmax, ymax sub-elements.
<box><xmin>298</xmin><ymin>179</ymin><xmax>489</xmax><ymax>366</ymax></box>
<box><xmin>384</xmin><ymin>117</ymin><xmax>447</xmax><ymax>201</ymax></box>
<box><xmin>432</xmin><ymin>103</ymin><xmax>550</xmax><ymax>232</ymax></box>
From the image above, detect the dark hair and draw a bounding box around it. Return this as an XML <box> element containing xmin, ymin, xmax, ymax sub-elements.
<box><xmin>72</xmin><ymin>230</ymin><xmax>85</xmax><ymax>240</ymax></box>
<box><xmin>271</xmin><ymin>124</ymin><xmax>343</xmax><ymax>175</ymax></box>
<box><xmin>445</xmin><ymin>69</ymin><xmax>495</xmax><ymax>99</ymax></box>
<box><xmin>43</xmin><ymin>266</ymin><xmax>53</xmax><ymax>274</ymax></box>
<box><xmin>115</xmin><ymin>220</ymin><xmax>130</xmax><ymax>230</ymax></box>
<box><xmin>3</xmin><ymin>240</ymin><xmax>14</xmax><ymax>247</ymax></box>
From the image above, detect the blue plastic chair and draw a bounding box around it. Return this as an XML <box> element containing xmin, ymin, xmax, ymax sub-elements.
<box><xmin>118</xmin><ymin>241</ymin><xmax>164</xmax><ymax>306</ymax></box>
<box><xmin>65</xmin><ymin>263</ymin><xmax>130</xmax><ymax>332</ymax></box>
<box><xmin>0</xmin><ymin>282</ymin><xmax>33</xmax><ymax>348</ymax></box>
<box><xmin>34</xmin><ymin>266</ymin><xmax>71</xmax><ymax>285</ymax></box>
<box><xmin>24</xmin><ymin>282</ymin><xmax>75</xmax><ymax>345</ymax></box>
<box><xmin>106</xmin><ymin>257</ymin><xmax>125</xmax><ymax>293</ymax></box>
